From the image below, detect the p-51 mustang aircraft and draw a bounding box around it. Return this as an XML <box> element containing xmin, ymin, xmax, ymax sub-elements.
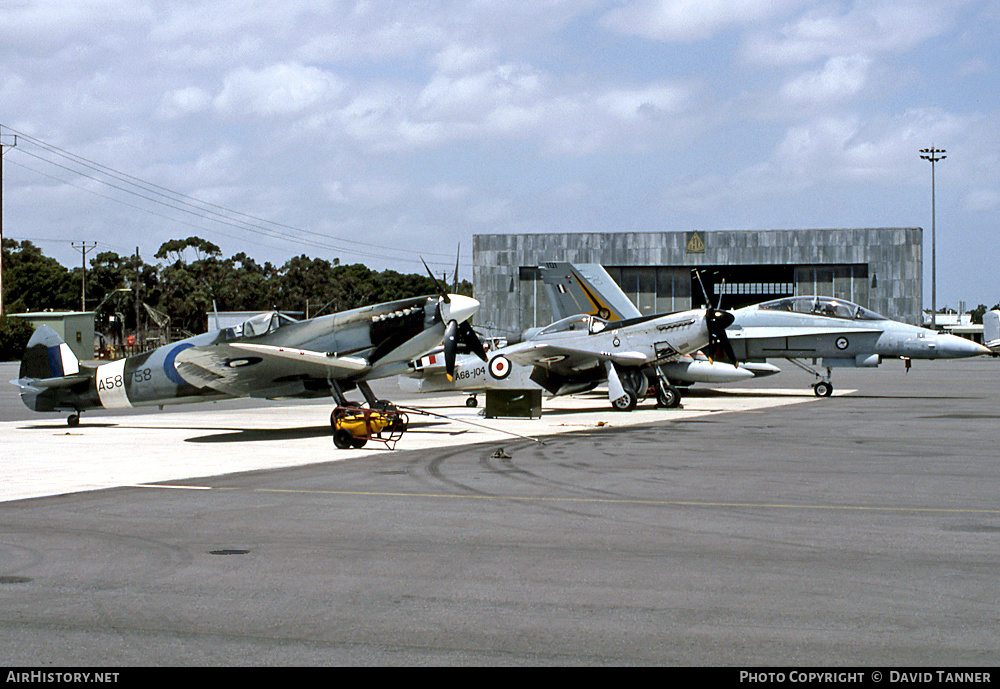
<box><xmin>402</xmin><ymin>263</ymin><xmax>777</xmax><ymax>408</ymax></box>
<box><xmin>407</xmin><ymin>297</ymin><xmax>738</xmax><ymax>411</ymax></box>
<box><xmin>494</xmin><ymin>306</ymin><xmax>737</xmax><ymax>411</ymax></box>
<box><xmin>15</xmin><ymin>291</ymin><xmax>482</xmax><ymax>427</ymax></box>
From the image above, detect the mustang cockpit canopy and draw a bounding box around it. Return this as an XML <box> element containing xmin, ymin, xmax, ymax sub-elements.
<box><xmin>537</xmin><ymin>314</ymin><xmax>609</xmax><ymax>336</ymax></box>
<box><xmin>757</xmin><ymin>296</ymin><xmax>885</xmax><ymax>321</ymax></box>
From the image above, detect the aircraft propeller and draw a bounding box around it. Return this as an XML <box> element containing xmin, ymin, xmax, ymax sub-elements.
<box><xmin>705</xmin><ymin>308</ymin><xmax>738</xmax><ymax>366</ymax></box>
<box><xmin>422</xmin><ymin>256</ymin><xmax>488</xmax><ymax>379</ymax></box>
<box><xmin>693</xmin><ymin>269</ymin><xmax>738</xmax><ymax>366</ymax></box>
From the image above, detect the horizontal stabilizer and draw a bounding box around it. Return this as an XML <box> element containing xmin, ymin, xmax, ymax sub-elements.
<box><xmin>12</xmin><ymin>374</ymin><xmax>91</xmax><ymax>391</ymax></box>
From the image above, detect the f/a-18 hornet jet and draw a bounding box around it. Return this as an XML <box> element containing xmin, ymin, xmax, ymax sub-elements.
<box><xmin>15</xmin><ymin>289</ymin><xmax>483</xmax><ymax>426</ymax></box>
<box><xmin>726</xmin><ymin>295</ymin><xmax>991</xmax><ymax>396</ymax></box>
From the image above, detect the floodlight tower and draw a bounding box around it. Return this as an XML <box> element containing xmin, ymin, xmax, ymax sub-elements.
<box><xmin>920</xmin><ymin>146</ymin><xmax>946</xmax><ymax>331</ymax></box>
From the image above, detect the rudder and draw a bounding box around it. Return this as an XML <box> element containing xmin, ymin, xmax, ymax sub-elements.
<box><xmin>19</xmin><ymin>325</ymin><xmax>81</xmax><ymax>381</ymax></box>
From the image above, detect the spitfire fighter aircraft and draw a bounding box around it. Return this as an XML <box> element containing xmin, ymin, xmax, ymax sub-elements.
<box><xmin>726</xmin><ymin>295</ymin><xmax>992</xmax><ymax>396</ymax></box>
<box><xmin>15</xmin><ymin>291</ymin><xmax>483</xmax><ymax>429</ymax></box>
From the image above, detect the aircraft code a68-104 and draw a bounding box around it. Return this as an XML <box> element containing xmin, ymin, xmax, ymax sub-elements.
<box><xmin>456</xmin><ymin>367</ymin><xmax>486</xmax><ymax>380</ymax></box>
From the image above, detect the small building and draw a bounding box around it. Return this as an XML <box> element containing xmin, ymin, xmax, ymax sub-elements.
<box><xmin>12</xmin><ymin>311</ymin><xmax>95</xmax><ymax>362</ymax></box>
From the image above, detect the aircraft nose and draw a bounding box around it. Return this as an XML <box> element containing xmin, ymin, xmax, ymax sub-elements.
<box><xmin>936</xmin><ymin>333</ymin><xmax>992</xmax><ymax>358</ymax></box>
<box><xmin>442</xmin><ymin>294</ymin><xmax>479</xmax><ymax>324</ymax></box>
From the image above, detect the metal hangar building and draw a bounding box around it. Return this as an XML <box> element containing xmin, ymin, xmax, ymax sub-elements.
<box><xmin>472</xmin><ymin>228</ymin><xmax>923</xmax><ymax>337</ymax></box>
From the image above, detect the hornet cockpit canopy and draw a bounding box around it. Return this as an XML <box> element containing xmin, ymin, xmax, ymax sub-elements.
<box><xmin>758</xmin><ymin>296</ymin><xmax>885</xmax><ymax>321</ymax></box>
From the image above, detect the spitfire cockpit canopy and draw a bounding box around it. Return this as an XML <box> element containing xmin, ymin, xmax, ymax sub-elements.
<box><xmin>758</xmin><ymin>296</ymin><xmax>885</xmax><ymax>321</ymax></box>
<box><xmin>537</xmin><ymin>314</ymin><xmax>609</xmax><ymax>336</ymax></box>
<box><xmin>235</xmin><ymin>311</ymin><xmax>298</xmax><ymax>338</ymax></box>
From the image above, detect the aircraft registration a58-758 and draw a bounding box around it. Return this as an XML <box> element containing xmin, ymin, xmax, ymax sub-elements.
<box><xmin>14</xmin><ymin>290</ymin><xmax>482</xmax><ymax>426</ymax></box>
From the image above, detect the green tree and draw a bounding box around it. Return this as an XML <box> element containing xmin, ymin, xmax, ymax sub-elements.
<box><xmin>0</xmin><ymin>314</ymin><xmax>34</xmax><ymax>360</ymax></box>
<box><xmin>970</xmin><ymin>304</ymin><xmax>1000</xmax><ymax>325</ymax></box>
<box><xmin>1</xmin><ymin>239</ymin><xmax>76</xmax><ymax>312</ymax></box>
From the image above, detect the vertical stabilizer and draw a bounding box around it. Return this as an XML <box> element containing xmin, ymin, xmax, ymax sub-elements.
<box><xmin>19</xmin><ymin>325</ymin><xmax>81</xmax><ymax>381</ymax></box>
<box><xmin>985</xmin><ymin>310</ymin><xmax>1000</xmax><ymax>351</ymax></box>
<box><xmin>540</xmin><ymin>263</ymin><xmax>642</xmax><ymax>321</ymax></box>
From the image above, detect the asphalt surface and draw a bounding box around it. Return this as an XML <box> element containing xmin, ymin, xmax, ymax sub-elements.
<box><xmin>2</xmin><ymin>357</ymin><xmax>1000</xmax><ymax>666</ymax></box>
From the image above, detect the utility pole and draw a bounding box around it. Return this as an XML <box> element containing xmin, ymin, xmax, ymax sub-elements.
<box><xmin>919</xmin><ymin>147</ymin><xmax>946</xmax><ymax>330</ymax></box>
<box><xmin>72</xmin><ymin>241</ymin><xmax>98</xmax><ymax>312</ymax></box>
<box><xmin>1</xmin><ymin>130</ymin><xmax>17</xmax><ymax>317</ymax></box>
<box><xmin>135</xmin><ymin>246</ymin><xmax>142</xmax><ymax>350</ymax></box>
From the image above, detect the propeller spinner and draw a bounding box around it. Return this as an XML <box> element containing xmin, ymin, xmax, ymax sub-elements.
<box><xmin>705</xmin><ymin>309</ymin><xmax>738</xmax><ymax>366</ymax></box>
<box><xmin>421</xmin><ymin>257</ymin><xmax>486</xmax><ymax>379</ymax></box>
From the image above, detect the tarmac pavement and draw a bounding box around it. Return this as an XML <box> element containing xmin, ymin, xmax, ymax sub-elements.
<box><xmin>2</xmin><ymin>358</ymin><xmax>1000</xmax><ymax>666</ymax></box>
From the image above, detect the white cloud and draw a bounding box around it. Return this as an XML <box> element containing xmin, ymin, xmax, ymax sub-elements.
<box><xmin>744</xmin><ymin>1</ymin><xmax>957</xmax><ymax>65</ymax></box>
<box><xmin>601</xmin><ymin>0</ymin><xmax>805</xmax><ymax>41</ymax></box>
<box><xmin>158</xmin><ymin>87</ymin><xmax>212</xmax><ymax>119</ymax></box>
<box><xmin>214</xmin><ymin>63</ymin><xmax>345</xmax><ymax>118</ymax></box>
<box><xmin>780</xmin><ymin>55</ymin><xmax>871</xmax><ymax>105</ymax></box>
<box><xmin>597</xmin><ymin>83</ymin><xmax>691</xmax><ymax>120</ymax></box>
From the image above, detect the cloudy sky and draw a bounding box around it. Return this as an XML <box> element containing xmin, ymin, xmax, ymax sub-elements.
<box><xmin>2</xmin><ymin>0</ymin><xmax>998</xmax><ymax>309</ymax></box>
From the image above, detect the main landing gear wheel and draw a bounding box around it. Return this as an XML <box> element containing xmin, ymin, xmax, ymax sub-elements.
<box><xmin>813</xmin><ymin>381</ymin><xmax>833</xmax><ymax>397</ymax></box>
<box><xmin>465</xmin><ymin>395</ymin><xmax>479</xmax><ymax>408</ymax></box>
<box><xmin>611</xmin><ymin>388</ymin><xmax>638</xmax><ymax>411</ymax></box>
<box><xmin>657</xmin><ymin>386</ymin><xmax>681</xmax><ymax>409</ymax></box>
<box><xmin>67</xmin><ymin>414</ymin><xmax>80</xmax><ymax>427</ymax></box>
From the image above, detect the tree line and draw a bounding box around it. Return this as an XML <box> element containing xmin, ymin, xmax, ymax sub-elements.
<box><xmin>0</xmin><ymin>236</ymin><xmax>470</xmax><ymax>359</ymax></box>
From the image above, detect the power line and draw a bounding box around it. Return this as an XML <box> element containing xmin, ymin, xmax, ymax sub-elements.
<box><xmin>1</xmin><ymin>125</ymin><xmax>470</xmax><ymax>272</ymax></box>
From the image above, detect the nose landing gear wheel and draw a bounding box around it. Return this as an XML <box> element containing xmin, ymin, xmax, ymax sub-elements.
<box><xmin>813</xmin><ymin>381</ymin><xmax>833</xmax><ymax>397</ymax></box>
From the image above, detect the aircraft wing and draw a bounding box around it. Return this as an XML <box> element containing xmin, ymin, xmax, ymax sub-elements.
<box><xmin>500</xmin><ymin>341</ymin><xmax>649</xmax><ymax>376</ymax></box>
<box><xmin>173</xmin><ymin>342</ymin><xmax>371</xmax><ymax>398</ymax></box>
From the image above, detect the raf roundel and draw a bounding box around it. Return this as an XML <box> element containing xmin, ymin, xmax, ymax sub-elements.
<box><xmin>489</xmin><ymin>355</ymin><xmax>512</xmax><ymax>379</ymax></box>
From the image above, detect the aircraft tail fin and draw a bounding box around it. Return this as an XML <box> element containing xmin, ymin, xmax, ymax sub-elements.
<box><xmin>19</xmin><ymin>325</ymin><xmax>81</xmax><ymax>382</ymax></box>
<box><xmin>985</xmin><ymin>310</ymin><xmax>1000</xmax><ymax>352</ymax></box>
<box><xmin>539</xmin><ymin>263</ymin><xmax>642</xmax><ymax>322</ymax></box>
